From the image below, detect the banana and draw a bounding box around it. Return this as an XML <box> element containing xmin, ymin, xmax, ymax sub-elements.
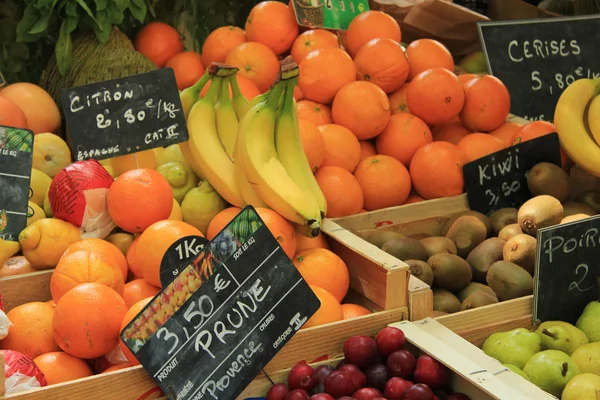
<box><xmin>238</xmin><ymin>80</ymin><xmax>322</xmax><ymax>236</ymax></box>
<box><xmin>230</xmin><ymin>75</ymin><xmax>252</xmax><ymax>120</ymax></box>
<box><xmin>276</xmin><ymin>78</ymin><xmax>327</xmax><ymax>223</ymax></box>
<box><xmin>554</xmin><ymin>78</ymin><xmax>600</xmax><ymax>176</ymax></box>
<box><xmin>187</xmin><ymin>74</ymin><xmax>246</xmax><ymax>208</ymax></box>
<box><xmin>587</xmin><ymin>91</ymin><xmax>600</xmax><ymax>146</ymax></box>
<box><xmin>215</xmin><ymin>74</ymin><xmax>239</xmax><ymax>160</ymax></box>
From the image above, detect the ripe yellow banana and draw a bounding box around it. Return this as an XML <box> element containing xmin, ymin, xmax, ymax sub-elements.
<box><xmin>238</xmin><ymin>81</ymin><xmax>322</xmax><ymax>236</ymax></box>
<box><xmin>0</xmin><ymin>239</ymin><xmax>20</xmax><ymax>267</ymax></box>
<box><xmin>179</xmin><ymin>72</ymin><xmax>210</xmax><ymax>179</ymax></box>
<box><xmin>215</xmin><ymin>75</ymin><xmax>238</xmax><ymax>160</ymax></box>
<box><xmin>587</xmin><ymin>92</ymin><xmax>600</xmax><ymax>146</ymax></box>
<box><xmin>276</xmin><ymin>79</ymin><xmax>327</xmax><ymax>222</ymax></box>
<box><xmin>187</xmin><ymin>75</ymin><xmax>246</xmax><ymax>208</ymax></box>
<box><xmin>230</xmin><ymin>75</ymin><xmax>252</xmax><ymax>120</ymax></box>
<box><xmin>554</xmin><ymin>77</ymin><xmax>600</xmax><ymax>176</ymax></box>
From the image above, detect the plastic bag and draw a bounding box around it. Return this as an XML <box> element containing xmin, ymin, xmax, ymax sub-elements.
<box><xmin>1</xmin><ymin>350</ymin><xmax>46</xmax><ymax>395</ymax></box>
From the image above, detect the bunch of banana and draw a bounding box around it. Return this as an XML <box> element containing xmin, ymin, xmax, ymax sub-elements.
<box><xmin>554</xmin><ymin>78</ymin><xmax>600</xmax><ymax>176</ymax></box>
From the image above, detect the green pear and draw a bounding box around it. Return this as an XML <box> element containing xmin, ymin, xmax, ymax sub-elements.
<box><xmin>503</xmin><ymin>364</ymin><xmax>531</xmax><ymax>381</ymax></box>
<box><xmin>458</xmin><ymin>51</ymin><xmax>489</xmax><ymax>74</ymax></box>
<box><xmin>180</xmin><ymin>181</ymin><xmax>226</xmax><ymax>235</ymax></box>
<box><xmin>482</xmin><ymin>328</ymin><xmax>542</xmax><ymax>369</ymax></box>
<box><xmin>562</xmin><ymin>373</ymin><xmax>600</xmax><ymax>400</ymax></box>
<box><xmin>523</xmin><ymin>350</ymin><xmax>581</xmax><ymax>398</ymax></box>
<box><xmin>157</xmin><ymin>161</ymin><xmax>199</xmax><ymax>203</ymax></box>
<box><xmin>536</xmin><ymin>321</ymin><xmax>589</xmax><ymax>355</ymax></box>
<box><xmin>576</xmin><ymin>301</ymin><xmax>600</xmax><ymax>342</ymax></box>
<box><xmin>571</xmin><ymin>342</ymin><xmax>600</xmax><ymax>375</ymax></box>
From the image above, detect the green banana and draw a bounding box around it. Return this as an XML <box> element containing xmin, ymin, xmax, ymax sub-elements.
<box><xmin>215</xmin><ymin>74</ymin><xmax>239</xmax><ymax>160</ymax></box>
<box><xmin>230</xmin><ymin>75</ymin><xmax>251</xmax><ymax>120</ymax></box>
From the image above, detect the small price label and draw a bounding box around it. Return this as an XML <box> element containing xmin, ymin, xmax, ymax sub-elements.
<box><xmin>160</xmin><ymin>235</ymin><xmax>208</xmax><ymax>287</ymax></box>
<box><xmin>291</xmin><ymin>0</ymin><xmax>369</xmax><ymax>30</ymax></box>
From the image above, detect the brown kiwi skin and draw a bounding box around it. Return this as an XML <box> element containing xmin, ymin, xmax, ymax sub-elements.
<box><xmin>444</xmin><ymin>216</ymin><xmax>488</xmax><ymax>258</ymax></box>
<box><xmin>420</xmin><ymin>236</ymin><xmax>458</xmax><ymax>258</ymax></box>
<box><xmin>498</xmin><ymin>223</ymin><xmax>523</xmax><ymax>241</ymax></box>
<box><xmin>561</xmin><ymin>214</ymin><xmax>591</xmax><ymax>224</ymax></box>
<box><xmin>368</xmin><ymin>230</ymin><xmax>406</xmax><ymax>248</ymax></box>
<box><xmin>465</xmin><ymin>237</ymin><xmax>505</xmax><ymax>283</ymax></box>
<box><xmin>461</xmin><ymin>291</ymin><xmax>499</xmax><ymax>311</ymax></box>
<box><xmin>577</xmin><ymin>190</ymin><xmax>600</xmax><ymax>213</ymax></box>
<box><xmin>381</xmin><ymin>237</ymin><xmax>429</xmax><ymax>261</ymax></box>
<box><xmin>517</xmin><ymin>195</ymin><xmax>564</xmax><ymax>236</ymax></box>
<box><xmin>457</xmin><ymin>282</ymin><xmax>498</xmax><ymax>303</ymax></box>
<box><xmin>526</xmin><ymin>162</ymin><xmax>571</xmax><ymax>203</ymax></box>
<box><xmin>433</xmin><ymin>288</ymin><xmax>461</xmax><ymax>314</ymax></box>
<box><xmin>405</xmin><ymin>259</ymin><xmax>434</xmax><ymax>287</ymax></box>
<box><xmin>563</xmin><ymin>201</ymin><xmax>597</xmax><ymax>218</ymax></box>
<box><xmin>489</xmin><ymin>208</ymin><xmax>518</xmax><ymax>236</ymax></box>
<box><xmin>486</xmin><ymin>261</ymin><xmax>534</xmax><ymax>301</ymax></box>
<box><xmin>441</xmin><ymin>210</ymin><xmax>492</xmax><ymax>237</ymax></box>
<box><xmin>502</xmin><ymin>234</ymin><xmax>537</xmax><ymax>275</ymax></box>
<box><xmin>427</xmin><ymin>253</ymin><xmax>473</xmax><ymax>292</ymax></box>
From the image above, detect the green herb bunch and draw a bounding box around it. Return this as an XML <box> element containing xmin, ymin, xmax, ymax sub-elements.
<box><xmin>17</xmin><ymin>0</ymin><xmax>155</xmax><ymax>76</ymax></box>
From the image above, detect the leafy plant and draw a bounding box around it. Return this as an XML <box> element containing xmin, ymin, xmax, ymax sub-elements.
<box><xmin>16</xmin><ymin>0</ymin><xmax>155</xmax><ymax>76</ymax></box>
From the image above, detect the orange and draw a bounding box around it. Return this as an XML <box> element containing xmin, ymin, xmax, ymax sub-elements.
<box><xmin>134</xmin><ymin>22</ymin><xmax>183</xmax><ymax>68</ymax></box>
<box><xmin>431</xmin><ymin>123</ymin><xmax>471</xmax><ymax>144</ymax></box>
<box><xmin>53</xmin><ymin>283</ymin><xmax>127</xmax><ymax>359</ymax></box>
<box><xmin>298</xmin><ymin>48</ymin><xmax>356</xmax><ymax>104</ymax></box>
<box><xmin>122</xmin><ymin>279</ymin><xmax>160</xmax><ymax>308</ymax></box>
<box><xmin>201</xmin><ymin>75</ymin><xmax>262</xmax><ymax>102</ymax></box>
<box><xmin>407</xmin><ymin>68</ymin><xmax>465</xmax><ymax>125</ymax></box>
<box><xmin>490</xmin><ymin>121</ymin><xmax>523</xmax><ymax>147</ymax></box>
<box><xmin>165</xmin><ymin>51</ymin><xmax>205</xmax><ymax>90</ymax></box>
<box><xmin>345</xmin><ymin>11</ymin><xmax>401</xmax><ymax>58</ymax></box>
<box><xmin>103</xmin><ymin>363</ymin><xmax>134</xmax><ymax>373</ymax></box>
<box><xmin>61</xmin><ymin>238</ymin><xmax>128</xmax><ymax>281</ymax></box>
<box><xmin>136</xmin><ymin>220</ymin><xmax>204</xmax><ymax>287</ymax></box>
<box><xmin>51</xmin><ymin>249</ymin><xmax>125</xmax><ymax>303</ymax></box>
<box><xmin>296</xmin><ymin>100</ymin><xmax>332</xmax><ymax>126</ymax></box>
<box><xmin>225</xmin><ymin>42</ymin><xmax>280</xmax><ymax>93</ymax></box>
<box><xmin>315</xmin><ymin>166</ymin><xmax>364</xmax><ymax>217</ymax></box>
<box><xmin>0</xmin><ymin>256</ymin><xmax>36</xmax><ymax>277</ymax></box>
<box><xmin>293</xmin><ymin>248</ymin><xmax>349</xmax><ymax>302</ymax></box>
<box><xmin>0</xmin><ymin>83</ymin><xmax>60</xmax><ymax>134</ymax></box>
<box><xmin>354</xmin><ymin>155</ymin><xmax>412</xmax><ymax>210</ymax></box>
<box><xmin>109</xmin><ymin>149</ymin><xmax>158</xmax><ymax>177</ymax></box>
<box><xmin>460</xmin><ymin>75</ymin><xmax>510</xmax><ymax>132</ymax></box>
<box><xmin>388</xmin><ymin>84</ymin><xmax>411</xmax><ymax>114</ymax></box>
<box><xmin>409</xmin><ymin>142</ymin><xmax>468</xmax><ymax>200</ymax></box>
<box><xmin>294</xmin><ymin>225</ymin><xmax>330</xmax><ymax>253</ymax></box>
<box><xmin>33</xmin><ymin>352</ymin><xmax>93</xmax><ymax>385</ymax></box>
<box><xmin>359</xmin><ymin>141</ymin><xmax>377</xmax><ymax>162</ymax></box>
<box><xmin>510</xmin><ymin>121</ymin><xmax>572</xmax><ymax>171</ymax></box>
<box><xmin>303</xmin><ymin>285</ymin><xmax>344</xmax><ymax>328</ymax></box>
<box><xmin>255</xmin><ymin>208</ymin><xmax>296</xmax><ymax>259</ymax></box>
<box><xmin>319</xmin><ymin>124</ymin><xmax>362</xmax><ymax>173</ymax></box>
<box><xmin>332</xmin><ymin>81</ymin><xmax>391</xmax><ymax>140</ymax></box>
<box><xmin>291</xmin><ymin>29</ymin><xmax>340</xmax><ymax>63</ymax></box>
<box><xmin>299</xmin><ymin>119</ymin><xmax>325</xmax><ymax>172</ymax></box>
<box><xmin>457</xmin><ymin>73</ymin><xmax>477</xmax><ymax>86</ymax></box>
<box><xmin>404</xmin><ymin>193</ymin><xmax>424</xmax><ymax>204</ymax></box>
<box><xmin>294</xmin><ymin>86</ymin><xmax>305</xmax><ymax>101</ymax></box>
<box><xmin>0</xmin><ymin>302</ymin><xmax>59</xmax><ymax>358</ymax></box>
<box><xmin>201</xmin><ymin>26</ymin><xmax>246</xmax><ymax>66</ymax></box>
<box><xmin>0</xmin><ymin>96</ymin><xmax>28</xmax><ymax>129</ymax></box>
<box><xmin>207</xmin><ymin>207</ymin><xmax>243</xmax><ymax>240</ymax></box>
<box><xmin>456</xmin><ymin>133</ymin><xmax>506</xmax><ymax>162</ymax></box>
<box><xmin>245</xmin><ymin>1</ymin><xmax>299</xmax><ymax>55</ymax></box>
<box><xmin>375</xmin><ymin>113</ymin><xmax>432</xmax><ymax>167</ymax></box>
<box><xmin>107</xmin><ymin>168</ymin><xmax>173</xmax><ymax>233</ymax></box>
<box><xmin>126</xmin><ymin>237</ymin><xmax>143</xmax><ymax>278</ymax></box>
<box><xmin>354</xmin><ymin>38</ymin><xmax>409</xmax><ymax>94</ymax></box>
<box><xmin>406</xmin><ymin>39</ymin><xmax>454</xmax><ymax>81</ymax></box>
<box><xmin>341</xmin><ymin>303</ymin><xmax>372</xmax><ymax>319</ymax></box>
<box><xmin>120</xmin><ymin>297</ymin><xmax>153</xmax><ymax>365</ymax></box>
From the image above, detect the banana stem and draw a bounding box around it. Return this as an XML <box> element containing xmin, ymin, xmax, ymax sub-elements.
<box><xmin>220</xmin><ymin>75</ymin><xmax>232</xmax><ymax>105</ymax></box>
<box><xmin>266</xmin><ymin>82</ymin><xmax>286</xmax><ymax>111</ymax></box>
<box><xmin>190</xmin><ymin>70</ymin><xmax>210</xmax><ymax>97</ymax></box>
<box><xmin>208</xmin><ymin>62</ymin><xmax>239</xmax><ymax>77</ymax></box>
<box><xmin>230</xmin><ymin>73</ymin><xmax>243</xmax><ymax>99</ymax></box>
<box><xmin>204</xmin><ymin>76</ymin><xmax>223</xmax><ymax>104</ymax></box>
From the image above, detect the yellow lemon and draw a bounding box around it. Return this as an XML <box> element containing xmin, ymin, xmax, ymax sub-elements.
<box><xmin>106</xmin><ymin>232</ymin><xmax>135</xmax><ymax>255</ymax></box>
<box><xmin>19</xmin><ymin>218</ymin><xmax>81</xmax><ymax>269</ymax></box>
<box><xmin>27</xmin><ymin>201</ymin><xmax>46</xmax><ymax>226</ymax></box>
<box><xmin>0</xmin><ymin>239</ymin><xmax>20</xmax><ymax>268</ymax></box>
<box><xmin>181</xmin><ymin>181</ymin><xmax>226</xmax><ymax>235</ymax></box>
<box><xmin>156</xmin><ymin>144</ymin><xmax>187</xmax><ymax>167</ymax></box>
<box><xmin>43</xmin><ymin>190</ymin><xmax>53</xmax><ymax>217</ymax></box>
<box><xmin>109</xmin><ymin>149</ymin><xmax>157</xmax><ymax>177</ymax></box>
<box><xmin>169</xmin><ymin>198</ymin><xmax>183</xmax><ymax>221</ymax></box>
<box><xmin>29</xmin><ymin>168</ymin><xmax>52</xmax><ymax>207</ymax></box>
<box><xmin>156</xmin><ymin>161</ymin><xmax>199</xmax><ymax>203</ymax></box>
<box><xmin>32</xmin><ymin>133</ymin><xmax>71</xmax><ymax>178</ymax></box>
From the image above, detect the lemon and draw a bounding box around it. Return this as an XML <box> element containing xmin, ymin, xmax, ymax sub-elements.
<box><xmin>106</xmin><ymin>232</ymin><xmax>135</xmax><ymax>255</ymax></box>
<box><xmin>29</xmin><ymin>168</ymin><xmax>52</xmax><ymax>207</ymax></box>
<box><xmin>27</xmin><ymin>201</ymin><xmax>46</xmax><ymax>226</ymax></box>
<box><xmin>169</xmin><ymin>198</ymin><xmax>183</xmax><ymax>221</ymax></box>
<box><xmin>32</xmin><ymin>133</ymin><xmax>72</xmax><ymax>178</ymax></box>
<box><xmin>109</xmin><ymin>149</ymin><xmax>157</xmax><ymax>177</ymax></box>
<box><xmin>102</xmin><ymin>163</ymin><xmax>116</xmax><ymax>178</ymax></box>
<box><xmin>43</xmin><ymin>190</ymin><xmax>53</xmax><ymax>217</ymax></box>
<box><xmin>181</xmin><ymin>181</ymin><xmax>226</xmax><ymax>235</ymax></box>
<box><xmin>19</xmin><ymin>218</ymin><xmax>81</xmax><ymax>269</ymax></box>
<box><xmin>156</xmin><ymin>144</ymin><xmax>187</xmax><ymax>167</ymax></box>
<box><xmin>157</xmin><ymin>161</ymin><xmax>199</xmax><ymax>203</ymax></box>
<box><xmin>0</xmin><ymin>239</ymin><xmax>20</xmax><ymax>268</ymax></box>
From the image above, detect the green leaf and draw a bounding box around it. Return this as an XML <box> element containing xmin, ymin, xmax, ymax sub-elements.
<box><xmin>75</xmin><ymin>0</ymin><xmax>100</xmax><ymax>27</ymax></box>
<box><xmin>65</xmin><ymin>1</ymin><xmax>79</xmax><ymax>17</ymax></box>
<box><xmin>56</xmin><ymin>19</ymin><xmax>73</xmax><ymax>75</ymax></box>
<box><xmin>32</xmin><ymin>0</ymin><xmax>57</xmax><ymax>10</ymax></box>
<box><xmin>94</xmin><ymin>0</ymin><xmax>108</xmax><ymax>11</ymax></box>
<box><xmin>92</xmin><ymin>10</ymin><xmax>111</xmax><ymax>42</ymax></box>
<box><xmin>65</xmin><ymin>14</ymin><xmax>80</xmax><ymax>33</ymax></box>
<box><xmin>106</xmin><ymin>2</ymin><xmax>124</xmax><ymax>24</ymax></box>
<box><xmin>146</xmin><ymin>0</ymin><xmax>155</xmax><ymax>18</ymax></box>
<box><xmin>113</xmin><ymin>0</ymin><xmax>130</xmax><ymax>11</ymax></box>
<box><xmin>28</xmin><ymin>0</ymin><xmax>60</xmax><ymax>34</ymax></box>
<box><xmin>16</xmin><ymin>4</ymin><xmax>42</xmax><ymax>42</ymax></box>
<box><xmin>128</xmin><ymin>0</ymin><xmax>147</xmax><ymax>23</ymax></box>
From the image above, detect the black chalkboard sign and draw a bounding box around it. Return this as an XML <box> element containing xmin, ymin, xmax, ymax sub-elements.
<box><xmin>121</xmin><ymin>206</ymin><xmax>320</xmax><ymax>400</ymax></box>
<box><xmin>463</xmin><ymin>133</ymin><xmax>561</xmax><ymax>216</ymax></box>
<box><xmin>477</xmin><ymin>15</ymin><xmax>600</xmax><ymax>122</ymax></box>
<box><xmin>60</xmin><ymin>69</ymin><xmax>188</xmax><ymax>162</ymax></box>
<box><xmin>160</xmin><ymin>235</ymin><xmax>208</xmax><ymax>287</ymax></box>
<box><xmin>534</xmin><ymin>215</ymin><xmax>600</xmax><ymax>324</ymax></box>
<box><xmin>0</xmin><ymin>126</ymin><xmax>33</xmax><ymax>242</ymax></box>
<box><xmin>0</xmin><ymin>70</ymin><xmax>5</xmax><ymax>88</ymax></box>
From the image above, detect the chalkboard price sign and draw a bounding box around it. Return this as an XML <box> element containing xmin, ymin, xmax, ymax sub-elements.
<box><xmin>121</xmin><ymin>206</ymin><xmax>320</xmax><ymax>400</ymax></box>
<box><xmin>477</xmin><ymin>15</ymin><xmax>600</xmax><ymax>122</ymax></box>
<box><xmin>534</xmin><ymin>215</ymin><xmax>600</xmax><ymax>324</ymax></box>
<box><xmin>0</xmin><ymin>70</ymin><xmax>5</xmax><ymax>88</ymax></box>
<box><xmin>463</xmin><ymin>133</ymin><xmax>561</xmax><ymax>216</ymax></box>
<box><xmin>160</xmin><ymin>235</ymin><xmax>208</xmax><ymax>287</ymax></box>
<box><xmin>0</xmin><ymin>126</ymin><xmax>33</xmax><ymax>242</ymax></box>
<box><xmin>60</xmin><ymin>69</ymin><xmax>188</xmax><ymax>162</ymax></box>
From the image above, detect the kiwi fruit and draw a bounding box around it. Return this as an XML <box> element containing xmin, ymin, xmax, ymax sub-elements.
<box><xmin>367</xmin><ymin>230</ymin><xmax>406</xmax><ymax>248</ymax></box>
<box><xmin>405</xmin><ymin>260</ymin><xmax>434</xmax><ymax>286</ymax></box>
<box><xmin>433</xmin><ymin>288</ymin><xmax>461</xmax><ymax>314</ymax></box>
<box><xmin>578</xmin><ymin>190</ymin><xmax>600</xmax><ymax>213</ymax></box>
<box><xmin>563</xmin><ymin>201</ymin><xmax>596</xmax><ymax>217</ymax></box>
<box><xmin>457</xmin><ymin>282</ymin><xmax>498</xmax><ymax>303</ymax></box>
<box><xmin>517</xmin><ymin>195</ymin><xmax>564</xmax><ymax>236</ymax></box>
<box><xmin>432</xmin><ymin>310</ymin><xmax>449</xmax><ymax>317</ymax></box>
<box><xmin>441</xmin><ymin>210</ymin><xmax>492</xmax><ymax>237</ymax></box>
<box><xmin>502</xmin><ymin>234</ymin><xmax>537</xmax><ymax>275</ymax></box>
<box><xmin>561</xmin><ymin>214</ymin><xmax>590</xmax><ymax>224</ymax></box>
<box><xmin>420</xmin><ymin>236</ymin><xmax>458</xmax><ymax>257</ymax></box>
<box><xmin>527</xmin><ymin>162</ymin><xmax>571</xmax><ymax>202</ymax></box>
<box><xmin>461</xmin><ymin>291</ymin><xmax>499</xmax><ymax>310</ymax></box>
<box><xmin>498</xmin><ymin>223</ymin><xmax>523</xmax><ymax>241</ymax></box>
<box><xmin>382</xmin><ymin>238</ymin><xmax>428</xmax><ymax>261</ymax></box>
<box><xmin>427</xmin><ymin>253</ymin><xmax>473</xmax><ymax>292</ymax></box>
<box><xmin>486</xmin><ymin>261</ymin><xmax>534</xmax><ymax>300</ymax></box>
<box><xmin>489</xmin><ymin>208</ymin><xmax>518</xmax><ymax>236</ymax></box>
<box><xmin>465</xmin><ymin>238</ymin><xmax>505</xmax><ymax>282</ymax></box>
<box><xmin>444</xmin><ymin>215</ymin><xmax>488</xmax><ymax>257</ymax></box>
